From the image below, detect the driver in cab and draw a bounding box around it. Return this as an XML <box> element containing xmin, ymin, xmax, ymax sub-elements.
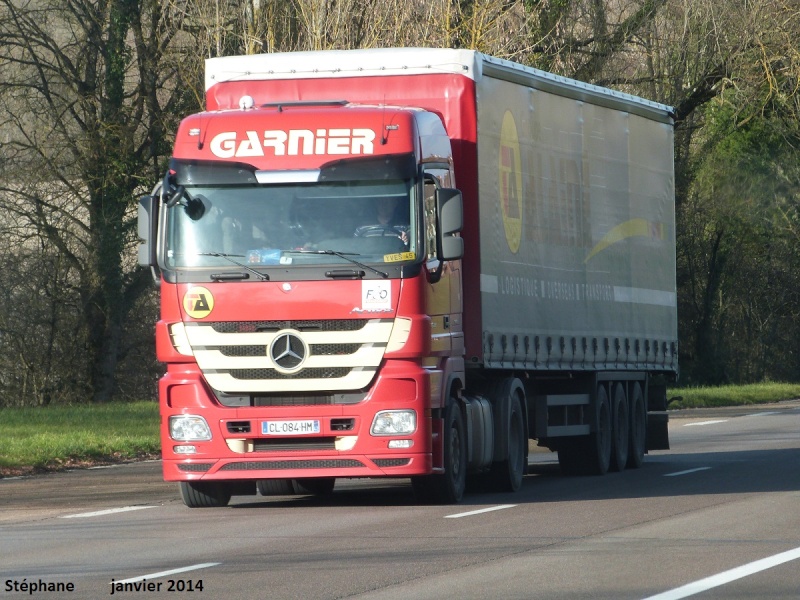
<box><xmin>354</xmin><ymin>196</ymin><xmax>409</xmax><ymax>245</ymax></box>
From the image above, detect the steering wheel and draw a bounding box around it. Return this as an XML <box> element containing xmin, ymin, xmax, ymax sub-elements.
<box><xmin>355</xmin><ymin>225</ymin><xmax>408</xmax><ymax>245</ymax></box>
<box><xmin>355</xmin><ymin>225</ymin><xmax>405</xmax><ymax>239</ymax></box>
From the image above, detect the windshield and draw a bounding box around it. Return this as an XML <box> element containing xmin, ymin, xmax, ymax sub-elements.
<box><xmin>164</xmin><ymin>176</ymin><xmax>418</xmax><ymax>271</ymax></box>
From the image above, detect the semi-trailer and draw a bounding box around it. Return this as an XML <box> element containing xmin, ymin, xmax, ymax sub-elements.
<box><xmin>138</xmin><ymin>48</ymin><xmax>676</xmax><ymax>507</ymax></box>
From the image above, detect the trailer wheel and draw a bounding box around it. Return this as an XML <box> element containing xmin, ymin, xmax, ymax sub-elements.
<box><xmin>257</xmin><ymin>479</ymin><xmax>297</xmax><ymax>496</ymax></box>
<box><xmin>610</xmin><ymin>382</ymin><xmax>629</xmax><ymax>472</ymax></box>
<box><xmin>179</xmin><ymin>481</ymin><xmax>232</xmax><ymax>508</ymax></box>
<box><xmin>488</xmin><ymin>392</ymin><xmax>526</xmax><ymax>492</ymax></box>
<box><xmin>412</xmin><ymin>399</ymin><xmax>466</xmax><ymax>504</ymax></box>
<box><xmin>627</xmin><ymin>383</ymin><xmax>646</xmax><ymax>469</ymax></box>
<box><xmin>586</xmin><ymin>385</ymin><xmax>612</xmax><ymax>475</ymax></box>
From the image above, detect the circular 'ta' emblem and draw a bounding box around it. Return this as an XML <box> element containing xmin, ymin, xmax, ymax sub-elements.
<box><xmin>182</xmin><ymin>286</ymin><xmax>214</xmax><ymax>319</ymax></box>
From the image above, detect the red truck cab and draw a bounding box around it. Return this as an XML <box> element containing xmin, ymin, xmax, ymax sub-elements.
<box><xmin>140</xmin><ymin>99</ymin><xmax>465</xmax><ymax>506</ymax></box>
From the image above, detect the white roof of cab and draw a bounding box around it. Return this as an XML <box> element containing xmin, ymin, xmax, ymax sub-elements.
<box><xmin>205</xmin><ymin>48</ymin><xmax>479</xmax><ymax>89</ymax></box>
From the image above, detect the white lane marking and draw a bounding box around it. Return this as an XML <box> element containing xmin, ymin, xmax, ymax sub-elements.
<box><xmin>642</xmin><ymin>546</ymin><xmax>800</xmax><ymax>600</ymax></box>
<box><xmin>664</xmin><ymin>467</ymin><xmax>711</xmax><ymax>477</ymax></box>
<box><xmin>445</xmin><ymin>504</ymin><xmax>516</xmax><ymax>519</ymax></box>
<box><xmin>60</xmin><ymin>506</ymin><xmax>156</xmax><ymax>519</ymax></box>
<box><xmin>684</xmin><ymin>420</ymin><xmax>728</xmax><ymax>427</ymax></box>
<box><xmin>113</xmin><ymin>563</ymin><xmax>221</xmax><ymax>585</ymax></box>
<box><xmin>743</xmin><ymin>411</ymin><xmax>779</xmax><ymax>417</ymax></box>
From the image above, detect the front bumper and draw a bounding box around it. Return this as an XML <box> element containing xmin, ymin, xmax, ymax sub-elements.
<box><xmin>160</xmin><ymin>362</ymin><xmax>434</xmax><ymax>482</ymax></box>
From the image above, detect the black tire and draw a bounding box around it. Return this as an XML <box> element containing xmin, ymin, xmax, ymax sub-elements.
<box><xmin>627</xmin><ymin>382</ymin><xmax>646</xmax><ymax>469</ymax></box>
<box><xmin>586</xmin><ymin>385</ymin><xmax>612</xmax><ymax>475</ymax></box>
<box><xmin>412</xmin><ymin>399</ymin><xmax>466</xmax><ymax>504</ymax></box>
<box><xmin>179</xmin><ymin>481</ymin><xmax>232</xmax><ymax>508</ymax></box>
<box><xmin>488</xmin><ymin>391</ymin><xmax>526</xmax><ymax>492</ymax></box>
<box><xmin>256</xmin><ymin>479</ymin><xmax>297</xmax><ymax>496</ymax></box>
<box><xmin>293</xmin><ymin>477</ymin><xmax>336</xmax><ymax>496</ymax></box>
<box><xmin>610</xmin><ymin>382</ymin><xmax>630</xmax><ymax>472</ymax></box>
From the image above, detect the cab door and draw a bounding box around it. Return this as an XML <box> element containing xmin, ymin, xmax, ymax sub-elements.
<box><xmin>422</xmin><ymin>168</ymin><xmax>464</xmax><ymax>408</ymax></box>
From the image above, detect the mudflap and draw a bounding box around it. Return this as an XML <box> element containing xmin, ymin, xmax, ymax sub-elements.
<box><xmin>646</xmin><ymin>412</ymin><xmax>670</xmax><ymax>451</ymax></box>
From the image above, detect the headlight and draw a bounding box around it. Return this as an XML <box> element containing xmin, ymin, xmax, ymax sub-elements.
<box><xmin>371</xmin><ymin>410</ymin><xmax>416</xmax><ymax>435</ymax></box>
<box><xmin>170</xmin><ymin>415</ymin><xmax>212</xmax><ymax>441</ymax></box>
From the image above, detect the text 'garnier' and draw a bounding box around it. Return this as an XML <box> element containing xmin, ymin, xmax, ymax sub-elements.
<box><xmin>210</xmin><ymin>128</ymin><xmax>377</xmax><ymax>158</ymax></box>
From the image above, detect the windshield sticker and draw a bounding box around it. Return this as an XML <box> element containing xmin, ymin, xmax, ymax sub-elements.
<box><xmin>246</xmin><ymin>248</ymin><xmax>282</xmax><ymax>264</ymax></box>
<box><xmin>183</xmin><ymin>286</ymin><xmax>214</xmax><ymax>319</ymax></box>
<box><xmin>383</xmin><ymin>251</ymin><xmax>416</xmax><ymax>263</ymax></box>
<box><xmin>362</xmin><ymin>280</ymin><xmax>392</xmax><ymax>312</ymax></box>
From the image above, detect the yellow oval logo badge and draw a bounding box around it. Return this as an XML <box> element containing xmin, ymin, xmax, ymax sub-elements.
<box><xmin>499</xmin><ymin>110</ymin><xmax>523</xmax><ymax>254</ymax></box>
<box><xmin>183</xmin><ymin>286</ymin><xmax>214</xmax><ymax>319</ymax></box>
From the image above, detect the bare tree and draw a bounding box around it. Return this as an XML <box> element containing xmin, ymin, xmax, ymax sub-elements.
<box><xmin>650</xmin><ymin>0</ymin><xmax>800</xmax><ymax>383</ymax></box>
<box><xmin>1</xmin><ymin>0</ymin><xmax>798</xmax><ymax>405</ymax></box>
<box><xmin>0</xmin><ymin>0</ymin><xmax>197</xmax><ymax>403</ymax></box>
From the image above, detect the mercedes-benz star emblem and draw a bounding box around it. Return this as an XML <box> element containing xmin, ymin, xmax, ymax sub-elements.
<box><xmin>269</xmin><ymin>331</ymin><xmax>307</xmax><ymax>372</ymax></box>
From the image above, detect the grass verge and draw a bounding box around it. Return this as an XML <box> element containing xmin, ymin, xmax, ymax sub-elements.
<box><xmin>3</xmin><ymin>385</ymin><xmax>799</xmax><ymax>477</ymax></box>
<box><xmin>667</xmin><ymin>382</ymin><xmax>800</xmax><ymax>410</ymax></box>
<box><xmin>0</xmin><ymin>401</ymin><xmax>160</xmax><ymax>477</ymax></box>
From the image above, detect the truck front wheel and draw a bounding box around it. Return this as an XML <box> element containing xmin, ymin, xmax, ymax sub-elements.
<box><xmin>179</xmin><ymin>481</ymin><xmax>232</xmax><ymax>508</ymax></box>
<box><xmin>412</xmin><ymin>399</ymin><xmax>466</xmax><ymax>504</ymax></box>
<box><xmin>257</xmin><ymin>479</ymin><xmax>297</xmax><ymax>496</ymax></box>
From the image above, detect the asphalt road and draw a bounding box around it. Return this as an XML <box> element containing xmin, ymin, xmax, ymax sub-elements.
<box><xmin>1</xmin><ymin>402</ymin><xmax>799</xmax><ymax>600</ymax></box>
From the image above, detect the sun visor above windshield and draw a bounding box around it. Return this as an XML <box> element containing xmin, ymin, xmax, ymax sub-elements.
<box><xmin>318</xmin><ymin>153</ymin><xmax>416</xmax><ymax>182</ymax></box>
<box><xmin>169</xmin><ymin>153</ymin><xmax>416</xmax><ymax>186</ymax></box>
<box><xmin>169</xmin><ymin>160</ymin><xmax>258</xmax><ymax>185</ymax></box>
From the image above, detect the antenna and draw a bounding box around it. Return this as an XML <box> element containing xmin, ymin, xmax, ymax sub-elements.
<box><xmin>381</xmin><ymin>95</ymin><xmax>387</xmax><ymax>145</ymax></box>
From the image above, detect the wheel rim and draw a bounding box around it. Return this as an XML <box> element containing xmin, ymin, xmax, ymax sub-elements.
<box><xmin>450</xmin><ymin>421</ymin><xmax>462</xmax><ymax>484</ymax></box>
<box><xmin>509</xmin><ymin>404</ymin><xmax>524</xmax><ymax>477</ymax></box>
<box><xmin>597</xmin><ymin>390</ymin><xmax>612</xmax><ymax>471</ymax></box>
<box><xmin>628</xmin><ymin>384</ymin><xmax>646</xmax><ymax>466</ymax></box>
<box><xmin>613</xmin><ymin>391</ymin><xmax>629</xmax><ymax>470</ymax></box>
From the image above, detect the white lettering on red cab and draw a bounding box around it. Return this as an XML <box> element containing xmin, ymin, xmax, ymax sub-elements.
<box><xmin>209</xmin><ymin>128</ymin><xmax>376</xmax><ymax>158</ymax></box>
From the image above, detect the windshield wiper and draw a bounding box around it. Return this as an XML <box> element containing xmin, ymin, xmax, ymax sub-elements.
<box><xmin>287</xmin><ymin>249</ymin><xmax>388</xmax><ymax>279</ymax></box>
<box><xmin>197</xmin><ymin>252</ymin><xmax>269</xmax><ymax>281</ymax></box>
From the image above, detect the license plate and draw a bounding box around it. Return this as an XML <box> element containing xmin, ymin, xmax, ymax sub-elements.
<box><xmin>261</xmin><ymin>420</ymin><xmax>320</xmax><ymax>436</ymax></box>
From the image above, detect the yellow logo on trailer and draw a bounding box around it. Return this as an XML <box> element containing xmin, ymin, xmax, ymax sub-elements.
<box><xmin>499</xmin><ymin>110</ymin><xmax>523</xmax><ymax>254</ymax></box>
<box><xmin>183</xmin><ymin>286</ymin><xmax>214</xmax><ymax>319</ymax></box>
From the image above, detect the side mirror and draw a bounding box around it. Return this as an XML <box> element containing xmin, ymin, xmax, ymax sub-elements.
<box><xmin>138</xmin><ymin>193</ymin><xmax>161</xmax><ymax>283</ymax></box>
<box><xmin>138</xmin><ymin>194</ymin><xmax>155</xmax><ymax>267</ymax></box>
<box><xmin>161</xmin><ymin>170</ymin><xmax>186</xmax><ymax>208</ymax></box>
<box><xmin>436</xmin><ymin>188</ymin><xmax>464</xmax><ymax>261</ymax></box>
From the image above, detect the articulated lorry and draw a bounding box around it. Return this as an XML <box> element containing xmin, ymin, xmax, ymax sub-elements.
<box><xmin>138</xmin><ymin>48</ymin><xmax>677</xmax><ymax>508</ymax></box>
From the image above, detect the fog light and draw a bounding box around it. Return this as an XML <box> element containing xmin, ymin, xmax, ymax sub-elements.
<box><xmin>371</xmin><ymin>410</ymin><xmax>416</xmax><ymax>435</ymax></box>
<box><xmin>169</xmin><ymin>415</ymin><xmax>212</xmax><ymax>441</ymax></box>
<box><xmin>388</xmin><ymin>439</ymin><xmax>413</xmax><ymax>449</ymax></box>
<box><xmin>173</xmin><ymin>445</ymin><xmax>197</xmax><ymax>454</ymax></box>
